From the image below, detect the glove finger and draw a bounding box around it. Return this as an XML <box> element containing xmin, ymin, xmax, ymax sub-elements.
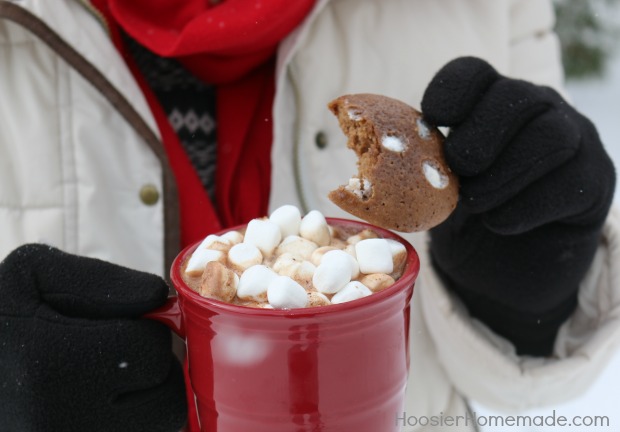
<box><xmin>421</xmin><ymin>56</ymin><xmax>500</xmax><ymax>126</ymax></box>
<box><xmin>441</xmin><ymin>80</ymin><xmax>557</xmax><ymax>177</ymax></box>
<box><xmin>0</xmin><ymin>244</ymin><xmax>169</xmax><ymax>318</ymax></box>
<box><xmin>459</xmin><ymin>109</ymin><xmax>580</xmax><ymax>213</ymax></box>
<box><xmin>482</xmin><ymin>137</ymin><xmax>616</xmax><ymax>235</ymax></box>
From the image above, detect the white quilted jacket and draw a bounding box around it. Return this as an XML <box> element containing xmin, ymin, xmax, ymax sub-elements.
<box><xmin>1</xmin><ymin>0</ymin><xmax>619</xmax><ymax>430</ymax></box>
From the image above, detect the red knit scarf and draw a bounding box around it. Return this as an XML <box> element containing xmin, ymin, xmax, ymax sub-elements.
<box><xmin>92</xmin><ymin>0</ymin><xmax>315</xmax><ymax>247</ymax></box>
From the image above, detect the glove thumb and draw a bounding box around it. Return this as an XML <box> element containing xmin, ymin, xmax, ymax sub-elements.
<box><xmin>0</xmin><ymin>244</ymin><xmax>169</xmax><ymax>318</ymax></box>
<box><xmin>421</xmin><ymin>56</ymin><xmax>499</xmax><ymax>126</ymax></box>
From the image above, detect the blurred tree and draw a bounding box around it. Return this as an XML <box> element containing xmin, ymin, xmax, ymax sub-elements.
<box><xmin>554</xmin><ymin>0</ymin><xmax>620</xmax><ymax>79</ymax></box>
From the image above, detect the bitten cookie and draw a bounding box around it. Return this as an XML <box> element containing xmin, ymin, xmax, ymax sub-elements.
<box><xmin>327</xmin><ymin>93</ymin><xmax>458</xmax><ymax>232</ymax></box>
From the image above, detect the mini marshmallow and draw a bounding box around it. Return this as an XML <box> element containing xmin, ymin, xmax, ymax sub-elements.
<box><xmin>346</xmin><ymin>229</ymin><xmax>379</xmax><ymax>244</ymax></box>
<box><xmin>221</xmin><ymin>230</ymin><xmax>244</xmax><ymax>245</ymax></box>
<box><xmin>267</xmin><ymin>276</ymin><xmax>308</xmax><ymax>309</ymax></box>
<box><xmin>331</xmin><ymin>281</ymin><xmax>372</xmax><ymax>304</ymax></box>
<box><xmin>237</xmin><ymin>265</ymin><xmax>278</xmax><ymax>302</ymax></box>
<box><xmin>196</xmin><ymin>234</ymin><xmax>231</xmax><ymax>252</ymax></box>
<box><xmin>185</xmin><ymin>248</ymin><xmax>226</xmax><ymax>277</ymax></box>
<box><xmin>307</xmin><ymin>291</ymin><xmax>331</xmax><ymax>307</ymax></box>
<box><xmin>386</xmin><ymin>239</ymin><xmax>407</xmax><ymax>278</ymax></box>
<box><xmin>321</xmin><ymin>249</ymin><xmax>359</xmax><ymax>280</ymax></box>
<box><xmin>312</xmin><ymin>250</ymin><xmax>352</xmax><ymax>294</ymax></box>
<box><xmin>310</xmin><ymin>246</ymin><xmax>339</xmax><ymax>266</ymax></box>
<box><xmin>243</xmin><ymin>218</ymin><xmax>282</xmax><ymax>257</ymax></box>
<box><xmin>273</xmin><ymin>253</ymin><xmax>300</xmax><ymax>273</ymax></box>
<box><xmin>360</xmin><ymin>273</ymin><xmax>395</xmax><ymax>293</ymax></box>
<box><xmin>299</xmin><ymin>210</ymin><xmax>331</xmax><ymax>246</ymax></box>
<box><xmin>344</xmin><ymin>243</ymin><xmax>357</xmax><ymax>258</ymax></box>
<box><xmin>275</xmin><ymin>235</ymin><xmax>318</xmax><ymax>261</ymax></box>
<box><xmin>269</xmin><ymin>205</ymin><xmax>302</xmax><ymax>238</ymax></box>
<box><xmin>355</xmin><ymin>238</ymin><xmax>394</xmax><ymax>274</ymax></box>
<box><xmin>284</xmin><ymin>261</ymin><xmax>316</xmax><ymax>289</ymax></box>
<box><xmin>199</xmin><ymin>261</ymin><xmax>239</xmax><ymax>302</ymax></box>
<box><xmin>228</xmin><ymin>243</ymin><xmax>263</xmax><ymax>273</ymax></box>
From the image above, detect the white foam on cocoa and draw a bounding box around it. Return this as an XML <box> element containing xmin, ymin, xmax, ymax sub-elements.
<box><xmin>422</xmin><ymin>160</ymin><xmax>449</xmax><ymax>189</ymax></box>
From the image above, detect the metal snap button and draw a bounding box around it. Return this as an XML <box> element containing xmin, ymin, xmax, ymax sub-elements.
<box><xmin>315</xmin><ymin>131</ymin><xmax>328</xmax><ymax>149</ymax></box>
<box><xmin>139</xmin><ymin>184</ymin><xmax>160</xmax><ymax>206</ymax></box>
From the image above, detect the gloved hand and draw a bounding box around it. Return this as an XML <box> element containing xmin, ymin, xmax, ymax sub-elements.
<box><xmin>0</xmin><ymin>244</ymin><xmax>187</xmax><ymax>432</ymax></box>
<box><xmin>421</xmin><ymin>57</ymin><xmax>616</xmax><ymax>356</ymax></box>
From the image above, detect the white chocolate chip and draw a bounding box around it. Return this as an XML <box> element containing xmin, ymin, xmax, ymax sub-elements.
<box><xmin>422</xmin><ymin>160</ymin><xmax>448</xmax><ymax>189</ymax></box>
<box><xmin>416</xmin><ymin>118</ymin><xmax>431</xmax><ymax>139</ymax></box>
<box><xmin>381</xmin><ymin>135</ymin><xmax>406</xmax><ymax>152</ymax></box>
<box><xmin>345</xmin><ymin>177</ymin><xmax>373</xmax><ymax>200</ymax></box>
<box><xmin>348</xmin><ymin>109</ymin><xmax>363</xmax><ymax>121</ymax></box>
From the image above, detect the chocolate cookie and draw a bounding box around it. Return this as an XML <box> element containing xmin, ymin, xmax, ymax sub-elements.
<box><xmin>327</xmin><ymin>93</ymin><xmax>458</xmax><ymax>232</ymax></box>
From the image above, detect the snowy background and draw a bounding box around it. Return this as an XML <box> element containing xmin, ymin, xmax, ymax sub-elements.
<box><xmin>472</xmin><ymin>33</ymin><xmax>620</xmax><ymax>432</ymax></box>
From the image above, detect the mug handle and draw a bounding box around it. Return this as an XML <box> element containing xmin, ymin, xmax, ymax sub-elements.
<box><xmin>144</xmin><ymin>296</ymin><xmax>185</xmax><ymax>338</ymax></box>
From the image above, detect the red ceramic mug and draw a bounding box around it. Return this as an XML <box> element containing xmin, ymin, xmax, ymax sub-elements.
<box><xmin>147</xmin><ymin>218</ymin><xmax>420</xmax><ymax>432</ymax></box>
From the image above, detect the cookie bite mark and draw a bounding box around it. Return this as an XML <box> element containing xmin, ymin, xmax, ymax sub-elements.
<box><xmin>327</xmin><ymin>93</ymin><xmax>459</xmax><ymax>232</ymax></box>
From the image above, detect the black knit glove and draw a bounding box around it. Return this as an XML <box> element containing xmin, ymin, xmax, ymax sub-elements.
<box><xmin>0</xmin><ymin>244</ymin><xmax>187</xmax><ymax>432</ymax></box>
<box><xmin>421</xmin><ymin>57</ymin><xmax>616</xmax><ymax>356</ymax></box>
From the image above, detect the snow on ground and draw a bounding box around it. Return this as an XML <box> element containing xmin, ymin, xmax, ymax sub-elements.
<box><xmin>470</xmin><ymin>52</ymin><xmax>620</xmax><ymax>431</ymax></box>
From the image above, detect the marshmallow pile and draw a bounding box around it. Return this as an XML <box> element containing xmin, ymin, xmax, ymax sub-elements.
<box><xmin>182</xmin><ymin>205</ymin><xmax>407</xmax><ymax>309</ymax></box>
